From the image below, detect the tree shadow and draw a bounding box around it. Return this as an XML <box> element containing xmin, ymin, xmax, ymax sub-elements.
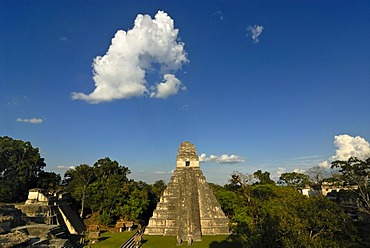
<box><xmin>209</xmin><ymin>235</ymin><xmax>242</xmax><ymax>248</ymax></box>
<box><xmin>98</xmin><ymin>236</ymin><xmax>109</xmax><ymax>241</ymax></box>
<box><xmin>209</xmin><ymin>240</ymin><xmax>236</xmax><ymax>248</ymax></box>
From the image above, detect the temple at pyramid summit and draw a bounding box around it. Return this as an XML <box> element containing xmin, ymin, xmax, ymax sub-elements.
<box><xmin>144</xmin><ymin>141</ymin><xmax>229</xmax><ymax>242</ymax></box>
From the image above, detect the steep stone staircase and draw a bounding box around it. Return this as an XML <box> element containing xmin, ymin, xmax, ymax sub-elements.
<box><xmin>58</xmin><ymin>201</ymin><xmax>86</xmax><ymax>234</ymax></box>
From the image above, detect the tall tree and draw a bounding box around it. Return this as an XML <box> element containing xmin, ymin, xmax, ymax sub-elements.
<box><xmin>253</xmin><ymin>170</ymin><xmax>275</xmax><ymax>185</ymax></box>
<box><xmin>93</xmin><ymin>157</ymin><xmax>130</xmax><ymax>180</ymax></box>
<box><xmin>278</xmin><ymin>172</ymin><xmax>312</xmax><ymax>189</ymax></box>
<box><xmin>227</xmin><ymin>171</ymin><xmax>255</xmax><ymax>204</ymax></box>
<box><xmin>210</xmin><ymin>183</ymin><xmax>238</xmax><ymax>218</ymax></box>
<box><xmin>86</xmin><ymin>157</ymin><xmax>132</xmax><ymax>224</ymax></box>
<box><xmin>224</xmin><ymin>182</ymin><xmax>357</xmax><ymax>247</ymax></box>
<box><xmin>36</xmin><ymin>171</ymin><xmax>61</xmax><ymax>193</ymax></box>
<box><xmin>65</xmin><ymin>164</ymin><xmax>96</xmax><ymax>218</ymax></box>
<box><xmin>0</xmin><ymin>136</ymin><xmax>46</xmax><ymax>202</ymax></box>
<box><xmin>306</xmin><ymin>166</ymin><xmax>329</xmax><ymax>186</ymax></box>
<box><xmin>331</xmin><ymin>156</ymin><xmax>370</xmax><ymax>215</ymax></box>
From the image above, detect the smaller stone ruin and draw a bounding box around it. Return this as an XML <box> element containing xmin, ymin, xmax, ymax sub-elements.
<box><xmin>0</xmin><ymin>204</ymin><xmax>25</xmax><ymax>234</ymax></box>
<box><xmin>16</xmin><ymin>188</ymin><xmax>86</xmax><ymax>235</ymax></box>
<box><xmin>0</xmin><ymin>230</ymin><xmax>29</xmax><ymax>248</ymax></box>
<box><xmin>0</xmin><ymin>188</ymin><xmax>86</xmax><ymax>247</ymax></box>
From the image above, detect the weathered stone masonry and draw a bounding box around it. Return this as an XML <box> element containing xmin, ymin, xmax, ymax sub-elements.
<box><xmin>145</xmin><ymin>141</ymin><xmax>229</xmax><ymax>241</ymax></box>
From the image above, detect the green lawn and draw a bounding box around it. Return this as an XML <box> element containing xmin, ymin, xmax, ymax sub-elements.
<box><xmin>85</xmin><ymin>232</ymin><xmax>241</xmax><ymax>248</ymax></box>
<box><xmin>141</xmin><ymin>235</ymin><xmax>241</xmax><ymax>248</ymax></box>
<box><xmin>86</xmin><ymin>230</ymin><xmax>136</xmax><ymax>248</ymax></box>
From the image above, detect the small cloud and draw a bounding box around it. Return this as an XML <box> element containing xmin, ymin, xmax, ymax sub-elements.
<box><xmin>154</xmin><ymin>171</ymin><xmax>172</xmax><ymax>174</ymax></box>
<box><xmin>289</xmin><ymin>155</ymin><xmax>323</xmax><ymax>161</ymax></box>
<box><xmin>213</xmin><ymin>10</ymin><xmax>224</xmax><ymax>22</ymax></box>
<box><xmin>6</xmin><ymin>96</ymin><xmax>29</xmax><ymax>107</ymax></box>
<box><xmin>275</xmin><ymin>167</ymin><xmax>287</xmax><ymax>177</ymax></box>
<box><xmin>150</xmin><ymin>74</ymin><xmax>186</xmax><ymax>99</ymax></box>
<box><xmin>57</xmin><ymin>165</ymin><xmax>75</xmax><ymax>170</ymax></box>
<box><xmin>72</xmin><ymin>10</ymin><xmax>188</xmax><ymax>103</ymax></box>
<box><xmin>16</xmin><ymin>118</ymin><xmax>43</xmax><ymax>124</ymax></box>
<box><xmin>247</xmin><ymin>25</ymin><xmax>264</xmax><ymax>43</ymax></box>
<box><xmin>293</xmin><ymin>168</ymin><xmax>306</xmax><ymax>173</ymax></box>
<box><xmin>272</xmin><ymin>167</ymin><xmax>306</xmax><ymax>181</ymax></box>
<box><xmin>318</xmin><ymin>161</ymin><xmax>329</xmax><ymax>168</ymax></box>
<box><xmin>59</xmin><ymin>36</ymin><xmax>68</xmax><ymax>42</ymax></box>
<box><xmin>199</xmin><ymin>153</ymin><xmax>245</xmax><ymax>164</ymax></box>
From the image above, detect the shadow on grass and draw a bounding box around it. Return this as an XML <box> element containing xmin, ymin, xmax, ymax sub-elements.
<box><xmin>141</xmin><ymin>234</ymin><xmax>242</xmax><ymax>248</ymax></box>
<box><xmin>209</xmin><ymin>235</ymin><xmax>242</xmax><ymax>248</ymax></box>
<box><xmin>98</xmin><ymin>237</ymin><xmax>109</xmax><ymax>242</ymax></box>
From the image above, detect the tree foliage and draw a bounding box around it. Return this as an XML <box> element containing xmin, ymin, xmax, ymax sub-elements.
<box><xmin>0</xmin><ymin>136</ymin><xmax>47</xmax><ymax>202</ymax></box>
<box><xmin>215</xmin><ymin>175</ymin><xmax>357</xmax><ymax>247</ymax></box>
<box><xmin>64</xmin><ymin>157</ymin><xmax>164</xmax><ymax>226</ymax></box>
<box><xmin>306</xmin><ymin>166</ymin><xmax>329</xmax><ymax>186</ymax></box>
<box><xmin>331</xmin><ymin>156</ymin><xmax>370</xmax><ymax>215</ymax></box>
<box><xmin>36</xmin><ymin>171</ymin><xmax>61</xmax><ymax>193</ymax></box>
<box><xmin>278</xmin><ymin>172</ymin><xmax>312</xmax><ymax>189</ymax></box>
<box><xmin>65</xmin><ymin>164</ymin><xmax>96</xmax><ymax>217</ymax></box>
<box><xmin>253</xmin><ymin>170</ymin><xmax>275</xmax><ymax>185</ymax></box>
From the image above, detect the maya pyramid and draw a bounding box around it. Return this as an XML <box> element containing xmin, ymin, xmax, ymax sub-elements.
<box><xmin>144</xmin><ymin>141</ymin><xmax>229</xmax><ymax>241</ymax></box>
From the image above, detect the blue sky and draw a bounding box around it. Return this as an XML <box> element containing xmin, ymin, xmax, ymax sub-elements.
<box><xmin>1</xmin><ymin>1</ymin><xmax>370</xmax><ymax>184</ymax></box>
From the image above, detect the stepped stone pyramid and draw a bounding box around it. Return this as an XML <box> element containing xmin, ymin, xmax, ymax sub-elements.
<box><xmin>145</xmin><ymin>142</ymin><xmax>229</xmax><ymax>241</ymax></box>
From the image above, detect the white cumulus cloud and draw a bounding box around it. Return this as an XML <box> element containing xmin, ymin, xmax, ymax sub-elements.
<box><xmin>150</xmin><ymin>74</ymin><xmax>186</xmax><ymax>99</ymax></box>
<box><xmin>16</xmin><ymin>118</ymin><xmax>43</xmax><ymax>124</ymax></box>
<box><xmin>317</xmin><ymin>134</ymin><xmax>370</xmax><ymax>168</ymax></box>
<box><xmin>247</xmin><ymin>25</ymin><xmax>264</xmax><ymax>43</ymax></box>
<box><xmin>331</xmin><ymin>134</ymin><xmax>370</xmax><ymax>161</ymax></box>
<box><xmin>199</xmin><ymin>153</ymin><xmax>245</xmax><ymax>164</ymax></box>
<box><xmin>72</xmin><ymin>11</ymin><xmax>188</xmax><ymax>103</ymax></box>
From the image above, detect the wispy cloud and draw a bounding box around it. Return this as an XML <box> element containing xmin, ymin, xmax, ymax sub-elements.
<box><xmin>56</xmin><ymin>165</ymin><xmax>75</xmax><ymax>170</ymax></box>
<box><xmin>199</xmin><ymin>153</ymin><xmax>245</xmax><ymax>164</ymax></box>
<box><xmin>154</xmin><ymin>170</ymin><xmax>173</xmax><ymax>175</ymax></box>
<box><xmin>247</xmin><ymin>25</ymin><xmax>264</xmax><ymax>43</ymax></box>
<box><xmin>6</xmin><ymin>96</ymin><xmax>29</xmax><ymax>107</ymax></box>
<box><xmin>288</xmin><ymin>155</ymin><xmax>323</xmax><ymax>161</ymax></box>
<box><xmin>213</xmin><ymin>10</ymin><xmax>224</xmax><ymax>22</ymax></box>
<box><xmin>59</xmin><ymin>36</ymin><xmax>68</xmax><ymax>42</ymax></box>
<box><xmin>274</xmin><ymin>167</ymin><xmax>287</xmax><ymax>179</ymax></box>
<box><xmin>16</xmin><ymin>118</ymin><xmax>43</xmax><ymax>124</ymax></box>
<box><xmin>72</xmin><ymin>10</ymin><xmax>188</xmax><ymax>103</ymax></box>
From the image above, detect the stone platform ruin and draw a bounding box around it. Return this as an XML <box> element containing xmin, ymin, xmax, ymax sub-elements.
<box><xmin>145</xmin><ymin>142</ymin><xmax>229</xmax><ymax>242</ymax></box>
